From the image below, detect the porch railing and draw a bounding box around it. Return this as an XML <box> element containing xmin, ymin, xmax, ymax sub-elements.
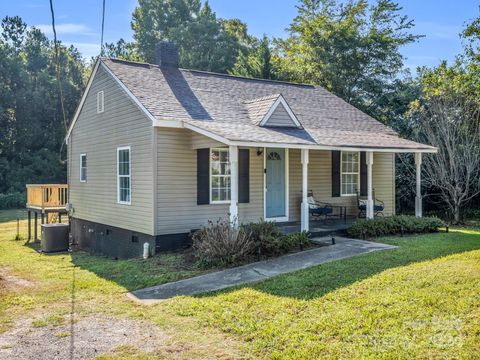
<box><xmin>26</xmin><ymin>184</ymin><xmax>68</xmax><ymax>211</ymax></box>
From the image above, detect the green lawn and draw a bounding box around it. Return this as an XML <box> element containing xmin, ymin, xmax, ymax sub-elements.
<box><xmin>1</xmin><ymin>209</ymin><xmax>479</xmax><ymax>358</ymax></box>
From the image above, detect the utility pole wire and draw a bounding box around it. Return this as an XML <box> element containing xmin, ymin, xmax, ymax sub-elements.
<box><xmin>100</xmin><ymin>0</ymin><xmax>106</xmax><ymax>56</ymax></box>
<box><xmin>49</xmin><ymin>0</ymin><xmax>68</xmax><ymax>134</ymax></box>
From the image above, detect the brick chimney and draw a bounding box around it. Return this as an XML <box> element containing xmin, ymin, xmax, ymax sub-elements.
<box><xmin>155</xmin><ymin>41</ymin><xmax>179</xmax><ymax>68</ymax></box>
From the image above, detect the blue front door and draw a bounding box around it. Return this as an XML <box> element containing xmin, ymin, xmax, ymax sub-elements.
<box><xmin>266</xmin><ymin>148</ymin><xmax>286</xmax><ymax>218</ymax></box>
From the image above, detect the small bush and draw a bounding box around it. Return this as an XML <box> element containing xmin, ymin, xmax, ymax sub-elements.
<box><xmin>281</xmin><ymin>231</ymin><xmax>311</xmax><ymax>251</ymax></box>
<box><xmin>347</xmin><ymin>215</ymin><xmax>445</xmax><ymax>238</ymax></box>
<box><xmin>241</xmin><ymin>219</ymin><xmax>285</xmax><ymax>256</ymax></box>
<box><xmin>192</xmin><ymin>218</ymin><xmax>254</xmax><ymax>268</ymax></box>
<box><xmin>0</xmin><ymin>192</ymin><xmax>25</xmax><ymax>209</ymax></box>
<box><xmin>241</xmin><ymin>220</ymin><xmax>311</xmax><ymax>256</ymax></box>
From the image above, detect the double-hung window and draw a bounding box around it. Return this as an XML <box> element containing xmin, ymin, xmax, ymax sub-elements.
<box><xmin>210</xmin><ymin>148</ymin><xmax>230</xmax><ymax>203</ymax></box>
<box><xmin>117</xmin><ymin>147</ymin><xmax>131</xmax><ymax>204</ymax></box>
<box><xmin>341</xmin><ymin>151</ymin><xmax>359</xmax><ymax>196</ymax></box>
<box><xmin>80</xmin><ymin>154</ymin><xmax>87</xmax><ymax>182</ymax></box>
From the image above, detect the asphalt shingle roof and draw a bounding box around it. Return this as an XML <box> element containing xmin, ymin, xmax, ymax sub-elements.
<box><xmin>102</xmin><ymin>58</ymin><xmax>435</xmax><ymax>151</ymax></box>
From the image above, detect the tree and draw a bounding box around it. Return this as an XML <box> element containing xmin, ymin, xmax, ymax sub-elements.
<box><xmin>408</xmin><ymin>63</ymin><xmax>480</xmax><ymax>223</ymax></box>
<box><xmin>230</xmin><ymin>35</ymin><xmax>277</xmax><ymax>79</ymax></box>
<box><xmin>0</xmin><ymin>16</ymin><xmax>86</xmax><ymax>198</ymax></box>
<box><xmin>131</xmin><ymin>0</ymin><xmax>243</xmax><ymax>73</ymax></box>
<box><xmin>103</xmin><ymin>39</ymin><xmax>143</xmax><ymax>62</ymax></box>
<box><xmin>274</xmin><ymin>0</ymin><xmax>421</xmax><ymax>121</ymax></box>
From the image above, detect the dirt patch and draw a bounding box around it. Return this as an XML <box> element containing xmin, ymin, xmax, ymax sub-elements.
<box><xmin>0</xmin><ymin>315</ymin><xmax>167</xmax><ymax>360</ymax></box>
<box><xmin>0</xmin><ymin>268</ymin><xmax>33</xmax><ymax>291</ymax></box>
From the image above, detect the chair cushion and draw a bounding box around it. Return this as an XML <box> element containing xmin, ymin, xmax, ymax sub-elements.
<box><xmin>310</xmin><ymin>207</ymin><xmax>333</xmax><ymax>215</ymax></box>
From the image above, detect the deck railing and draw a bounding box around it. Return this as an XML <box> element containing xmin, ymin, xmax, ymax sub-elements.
<box><xmin>26</xmin><ymin>184</ymin><xmax>68</xmax><ymax>211</ymax></box>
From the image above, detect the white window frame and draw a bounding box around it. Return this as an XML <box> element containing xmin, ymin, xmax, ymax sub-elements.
<box><xmin>79</xmin><ymin>153</ymin><xmax>87</xmax><ymax>182</ymax></box>
<box><xmin>117</xmin><ymin>146</ymin><xmax>131</xmax><ymax>205</ymax></box>
<box><xmin>97</xmin><ymin>91</ymin><xmax>104</xmax><ymax>113</ymax></box>
<box><xmin>209</xmin><ymin>148</ymin><xmax>231</xmax><ymax>204</ymax></box>
<box><xmin>340</xmin><ymin>151</ymin><xmax>360</xmax><ymax>196</ymax></box>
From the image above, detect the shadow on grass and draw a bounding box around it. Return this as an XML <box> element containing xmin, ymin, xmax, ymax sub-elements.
<box><xmin>195</xmin><ymin>229</ymin><xmax>480</xmax><ymax>300</ymax></box>
<box><xmin>21</xmin><ymin>228</ymin><xmax>480</xmax><ymax>299</ymax></box>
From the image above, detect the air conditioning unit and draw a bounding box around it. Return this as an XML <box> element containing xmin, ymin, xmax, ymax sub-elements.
<box><xmin>41</xmin><ymin>223</ymin><xmax>69</xmax><ymax>253</ymax></box>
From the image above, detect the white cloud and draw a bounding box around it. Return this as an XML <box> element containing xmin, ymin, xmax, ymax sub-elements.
<box><xmin>415</xmin><ymin>21</ymin><xmax>462</xmax><ymax>40</ymax></box>
<box><xmin>70</xmin><ymin>42</ymin><xmax>101</xmax><ymax>59</ymax></box>
<box><xmin>34</xmin><ymin>23</ymin><xmax>97</xmax><ymax>36</ymax></box>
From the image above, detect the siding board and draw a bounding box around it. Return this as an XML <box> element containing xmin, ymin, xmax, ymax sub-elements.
<box><xmin>68</xmin><ymin>67</ymin><xmax>154</xmax><ymax>235</ymax></box>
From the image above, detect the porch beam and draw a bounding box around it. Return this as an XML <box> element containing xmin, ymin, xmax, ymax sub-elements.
<box><xmin>229</xmin><ymin>145</ymin><xmax>239</xmax><ymax>227</ymax></box>
<box><xmin>366</xmin><ymin>151</ymin><xmax>374</xmax><ymax>219</ymax></box>
<box><xmin>415</xmin><ymin>152</ymin><xmax>422</xmax><ymax>218</ymax></box>
<box><xmin>301</xmin><ymin>149</ymin><xmax>309</xmax><ymax>232</ymax></box>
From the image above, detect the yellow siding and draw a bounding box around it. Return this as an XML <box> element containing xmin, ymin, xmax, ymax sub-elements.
<box><xmin>156</xmin><ymin>128</ymin><xmax>264</xmax><ymax>235</ymax></box>
<box><xmin>68</xmin><ymin>66</ymin><xmax>154</xmax><ymax>235</ymax></box>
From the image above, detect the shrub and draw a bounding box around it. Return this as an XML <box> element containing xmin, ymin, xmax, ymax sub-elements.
<box><xmin>347</xmin><ymin>215</ymin><xmax>445</xmax><ymax>238</ymax></box>
<box><xmin>241</xmin><ymin>220</ymin><xmax>311</xmax><ymax>256</ymax></box>
<box><xmin>241</xmin><ymin>219</ymin><xmax>285</xmax><ymax>256</ymax></box>
<box><xmin>281</xmin><ymin>231</ymin><xmax>311</xmax><ymax>251</ymax></box>
<box><xmin>192</xmin><ymin>218</ymin><xmax>254</xmax><ymax>268</ymax></box>
<box><xmin>0</xmin><ymin>192</ymin><xmax>25</xmax><ymax>209</ymax></box>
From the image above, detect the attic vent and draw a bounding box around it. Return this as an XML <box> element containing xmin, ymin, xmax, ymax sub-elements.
<box><xmin>97</xmin><ymin>91</ymin><xmax>104</xmax><ymax>113</ymax></box>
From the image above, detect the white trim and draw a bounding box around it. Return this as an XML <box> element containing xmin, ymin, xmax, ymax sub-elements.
<box><xmin>100</xmin><ymin>62</ymin><xmax>158</xmax><ymax>125</ymax></box>
<box><xmin>415</xmin><ymin>152</ymin><xmax>422</xmax><ymax>218</ymax></box>
<box><xmin>152</xmin><ymin>127</ymin><xmax>158</xmax><ymax>235</ymax></box>
<box><xmin>259</xmin><ymin>95</ymin><xmax>302</xmax><ymax>128</ymax></box>
<box><xmin>183</xmin><ymin>125</ymin><xmax>436</xmax><ymax>153</ymax></box>
<box><xmin>340</xmin><ymin>150</ymin><xmax>360</xmax><ymax>196</ymax></box>
<box><xmin>264</xmin><ymin>147</ymin><xmax>289</xmax><ymax>222</ymax></box>
<box><xmin>79</xmin><ymin>153</ymin><xmax>87</xmax><ymax>182</ymax></box>
<box><xmin>229</xmin><ymin>145</ymin><xmax>239</xmax><ymax>226</ymax></box>
<box><xmin>366</xmin><ymin>151</ymin><xmax>374</xmax><ymax>219</ymax></box>
<box><xmin>96</xmin><ymin>90</ymin><xmax>104</xmax><ymax>113</ymax></box>
<box><xmin>65</xmin><ymin>59</ymin><xmax>101</xmax><ymax>144</ymax></box>
<box><xmin>117</xmin><ymin>146</ymin><xmax>131</xmax><ymax>205</ymax></box>
<box><xmin>300</xmin><ymin>149</ymin><xmax>309</xmax><ymax>232</ymax></box>
<box><xmin>183</xmin><ymin>122</ymin><xmax>230</xmax><ymax>144</ymax></box>
<box><xmin>209</xmin><ymin>148</ymin><xmax>231</xmax><ymax>204</ymax></box>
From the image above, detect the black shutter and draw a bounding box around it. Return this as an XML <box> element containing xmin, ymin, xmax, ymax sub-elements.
<box><xmin>197</xmin><ymin>148</ymin><xmax>210</xmax><ymax>205</ymax></box>
<box><xmin>331</xmin><ymin>150</ymin><xmax>341</xmax><ymax>197</ymax></box>
<box><xmin>238</xmin><ymin>149</ymin><xmax>250</xmax><ymax>203</ymax></box>
<box><xmin>360</xmin><ymin>152</ymin><xmax>367</xmax><ymax>196</ymax></box>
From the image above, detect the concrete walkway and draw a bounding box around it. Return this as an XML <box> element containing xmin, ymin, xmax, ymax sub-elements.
<box><xmin>129</xmin><ymin>237</ymin><xmax>397</xmax><ymax>302</ymax></box>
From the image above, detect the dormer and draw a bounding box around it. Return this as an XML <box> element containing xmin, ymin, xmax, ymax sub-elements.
<box><xmin>245</xmin><ymin>94</ymin><xmax>302</xmax><ymax>128</ymax></box>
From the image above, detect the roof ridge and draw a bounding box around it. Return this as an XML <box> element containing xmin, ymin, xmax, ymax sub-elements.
<box><xmin>103</xmin><ymin>57</ymin><xmax>316</xmax><ymax>88</ymax></box>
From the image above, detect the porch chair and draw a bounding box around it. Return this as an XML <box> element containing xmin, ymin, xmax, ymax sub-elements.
<box><xmin>307</xmin><ymin>191</ymin><xmax>334</xmax><ymax>222</ymax></box>
<box><xmin>357</xmin><ymin>190</ymin><xmax>385</xmax><ymax>218</ymax></box>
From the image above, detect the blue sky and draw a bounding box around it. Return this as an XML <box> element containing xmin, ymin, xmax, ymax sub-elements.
<box><xmin>2</xmin><ymin>0</ymin><xmax>478</xmax><ymax>71</ymax></box>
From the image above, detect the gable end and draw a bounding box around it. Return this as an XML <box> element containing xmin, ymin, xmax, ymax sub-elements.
<box><xmin>259</xmin><ymin>95</ymin><xmax>302</xmax><ymax>128</ymax></box>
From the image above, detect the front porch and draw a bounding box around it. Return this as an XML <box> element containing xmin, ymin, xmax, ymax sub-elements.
<box><xmin>278</xmin><ymin>218</ymin><xmax>356</xmax><ymax>237</ymax></box>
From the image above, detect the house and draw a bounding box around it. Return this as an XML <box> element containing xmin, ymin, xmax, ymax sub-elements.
<box><xmin>65</xmin><ymin>42</ymin><xmax>436</xmax><ymax>258</ymax></box>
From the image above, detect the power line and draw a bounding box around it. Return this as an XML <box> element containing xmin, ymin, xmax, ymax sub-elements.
<box><xmin>49</xmin><ymin>0</ymin><xmax>68</xmax><ymax>133</ymax></box>
<box><xmin>100</xmin><ymin>0</ymin><xmax>106</xmax><ymax>56</ymax></box>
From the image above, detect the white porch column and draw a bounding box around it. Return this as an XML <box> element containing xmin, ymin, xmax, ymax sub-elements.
<box><xmin>229</xmin><ymin>145</ymin><xmax>239</xmax><ymax>227</ymax></box>
<box><xmin>415</xmin><ymin>152</ymin><xmax>422</xmax><ymax>218</ymax></box>
<box><xmin>301</xmin><ymin>149</ymin><xmax>309</xmax><ymax>232</ymax></box>
<box><xmin>366</xmin><ymin>151</ymin><xmax>374</xmax><ymax>219</ymax></box>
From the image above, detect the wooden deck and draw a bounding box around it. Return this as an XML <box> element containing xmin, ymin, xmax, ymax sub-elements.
<box><xmin>26</xmin><ymin>184</ymin><xmax>68</xmax><ymax>242</ymax></box>
<box><xmin>26</xmin><ymin>184</ymin><xmax>68</xmax><ymax>212</ymax></box>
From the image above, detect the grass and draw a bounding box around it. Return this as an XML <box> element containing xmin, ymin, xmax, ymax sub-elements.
<box><xmin>1</xmin><ymin>209</ymin><xmax>480</xmax><ymax>358</ymax></box>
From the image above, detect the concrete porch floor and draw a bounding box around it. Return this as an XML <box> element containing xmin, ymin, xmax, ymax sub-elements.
<box><xmin>278</xmin><ymin>218</ymin><xmax>356</xmax><ymax>236</ymax></box>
